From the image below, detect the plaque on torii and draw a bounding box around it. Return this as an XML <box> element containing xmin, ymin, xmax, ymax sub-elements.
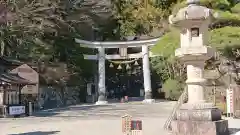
<box><xmin>119</xmin><ymin>47</ymin><xmax>128</xmax><ymax>58</ymax></box>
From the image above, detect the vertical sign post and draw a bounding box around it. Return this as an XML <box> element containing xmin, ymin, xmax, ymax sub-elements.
<box><xmin>122</xmin><ymin>114</ymin><xmax>132</xmax><ymax>135</ymax></box>
<box><xmin>227</xmin><ymin>86</ymin><xmax>234</xmax><ymax>117</ymax></box>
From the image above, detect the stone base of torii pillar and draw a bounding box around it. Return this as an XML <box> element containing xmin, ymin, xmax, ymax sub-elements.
<box><xmin>95</xmin><ymin>101</ymin><xmax>108</xmax><ymax>105</ymax></box>
<box><xmin>142</xmin><ymin>99</ymin><xmax>155</xmax><ymax>104</ymax></box>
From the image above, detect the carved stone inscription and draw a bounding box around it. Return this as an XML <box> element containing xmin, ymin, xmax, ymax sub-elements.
<box><xmin>176</xmin><ymin>108</ymin><xmax>221</xmax><ymax>121</ymax></box>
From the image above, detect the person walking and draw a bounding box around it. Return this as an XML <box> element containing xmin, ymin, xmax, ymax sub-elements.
<box><xmin>121</xmin><ymin>86</ymin><xmax>128</xmax><ymax>103</ymax></box>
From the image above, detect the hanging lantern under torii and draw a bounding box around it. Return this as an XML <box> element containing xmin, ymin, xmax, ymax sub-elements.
<box><xmin>134</xmin><ymin>60</ymin><xmax>139</xmax><ymax>66</ymax></box>
<box><xmin>126</xmin><ymin>64</ymin><xmax>131</xmax><ymax>70</ymax></box>
<box><xmin>109</xmin><ymin>63</ymin><xmax>114</xmax><ymax>68</ymax></box>
<box><xmin>117</xmin><ymin>64</ymin><xmax>122</xmax><ymax>70</ymax></box>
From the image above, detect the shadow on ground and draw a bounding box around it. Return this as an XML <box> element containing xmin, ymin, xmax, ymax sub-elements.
<box><xmin>229</xmin><ymin>128</ymin><xmax>240</xmax><ymax>135</ymax></box>
<box><xmin>32</xmin><ymin>99</ymin><xmax>171</xmax><ymax>118</ymax></box>
<box><xmin>8</xmin><ymin>131</ymin><xmax>60</xmax><ymax>135</ymax></box>
<box><xmin>33</xmin><ymin>105</ymin><xmax>111</xmax><ymax>117</ymax></box>
<box><xmin>33</xmin><ymin>97</ymin><xmax>145</xmax><ymax>117</ymax></box>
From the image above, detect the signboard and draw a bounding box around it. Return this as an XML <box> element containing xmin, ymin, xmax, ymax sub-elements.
<box><xmin>122</xmin><ymin>114</ymin><xmax>143</xmax><ymax>135</ymax></box>
<box><xmin>131</xmin><ymin>120</ymin><xmax>142</xmax><ymax>130</ymax></box>
<box><xmin>233</xmin><ymin>85</ymin><xmax>240</xmax><ymax>118</ymax></box>
<box><xmin>119</xmin><ymin>48</ymin><xmax>127</xmax><ymax>58</ymax></box>
<box><xmin>87</xmin><ymin>83</ymin><xmax>92</xmax><ymax>96</ymax></box>
<box><xmin>9</xmin><ymin>105</ymin><xmax>25</xmax><ymax>115</ymax></box>
<box><xmin>227</xmin><ymin>87</ymin><xmax>234</xmax><ymax>114</ymax></box>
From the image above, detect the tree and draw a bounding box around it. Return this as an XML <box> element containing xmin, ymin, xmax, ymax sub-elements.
<box><xmin>150</xmin><ymin>0</ymin><xmax>240</xmax><ymax>99</ymax></box>
<box><xmin>111</xmin><ymin>0</ymin><xmax>165</xmax><ymax>37</ymax></box>
<box><xmin>162</xmin><ymin>78</ymin><xmax>184</xmax><ymax>100</ymax></box>
<box><xmin>152</xmin><ymin>1</ymin><xmax>240</xmax><ymax>58</ymax></box>
<box><xmin>2</xmin><ymin>0</ymin><xmax>101</xmax><ymax>78</ymax></box>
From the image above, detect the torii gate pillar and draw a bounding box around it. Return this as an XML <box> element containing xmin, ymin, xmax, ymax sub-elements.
<box><xmin>142</xmin><ymin>45</ymin><xmax>155</xmax><ymax>103</ymax></box>
<box><xmin>96</xmin><ymin>47</ymin><xmax>108</xmax><ymax>105</ymax></box>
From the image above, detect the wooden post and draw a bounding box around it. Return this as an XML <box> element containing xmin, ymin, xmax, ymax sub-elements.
<box><xmin>28</xmin><ymin>102</ymin><xmax>32</xmax><ymax>116</ymax></box>
<box><xmin>122</xmin><ymin>114</ymin><xmax>132</xmax><ymax>135</ymax></box>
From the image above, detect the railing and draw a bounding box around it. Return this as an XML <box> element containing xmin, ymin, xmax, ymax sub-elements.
<box><xmin>163</xmin><ymin>87</ymin><xmax>188</xmax><ymax>131</ymax></box>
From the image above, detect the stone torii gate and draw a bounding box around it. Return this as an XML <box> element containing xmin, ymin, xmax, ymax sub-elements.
<box><xmin>75</xmin><ymin>38</ymin><xmax>159</xmax><ymax>105</ymax></box>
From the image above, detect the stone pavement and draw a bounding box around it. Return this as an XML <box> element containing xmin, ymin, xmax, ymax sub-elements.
<box><xmin>0</xmin><ymin>101</ymin><xmax>174</xmax><ymax>135</ymax></box>
<box><xmin>0</xmin><ymin>101</ymin><xmax>240</xmax><ymax>135</ymax></box>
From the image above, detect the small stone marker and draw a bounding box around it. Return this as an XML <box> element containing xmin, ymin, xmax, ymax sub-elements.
<box><xmin>122</xmin><ymin>114</ymin><xmax>143</xmax><ymax>135</ymax></box>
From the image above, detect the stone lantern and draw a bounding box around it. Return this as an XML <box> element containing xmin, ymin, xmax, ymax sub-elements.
<box><xmin>169</xmin><ymin>0</ymin><xmax>229</xmax><ymax>135</ymax></box>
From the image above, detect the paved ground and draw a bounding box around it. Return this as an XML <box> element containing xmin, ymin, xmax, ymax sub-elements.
<box><xmin>0</xmin><ymin>101</ymin><xmax>175</xmax><ymax>135</ymax></box>
<box><xmin>0</xmin><ymin>101</ymin><xmax>240</xmax><ymax>135</ymax></box>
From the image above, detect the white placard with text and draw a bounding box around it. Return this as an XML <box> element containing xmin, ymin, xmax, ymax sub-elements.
<box><xmin>226</xmin><ymin>88</ymin><xmax>234</xmax><ymax>114</ymax></box>
<box><xmin>9</xmin><ymin>106</ymin><xmax>25</xmax><ymax>115</ymax></box>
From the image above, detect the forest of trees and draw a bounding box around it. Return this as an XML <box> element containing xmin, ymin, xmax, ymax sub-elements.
<box><xmin>1</xmin><ymin>0</ymin><xmax>240</xmax><ymax>100</ymax></box>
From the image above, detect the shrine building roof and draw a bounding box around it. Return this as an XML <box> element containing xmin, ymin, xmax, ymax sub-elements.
<box><xmin>0</xmin><ymin>73</ymin><xmax>36</xmax><ymax>85</ymax></box>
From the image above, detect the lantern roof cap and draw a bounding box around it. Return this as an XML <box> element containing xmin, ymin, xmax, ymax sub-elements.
<box><xmin>169</xmin><ymin>1</ymin><xmax>217</xmax><ymax>27</ymax></box>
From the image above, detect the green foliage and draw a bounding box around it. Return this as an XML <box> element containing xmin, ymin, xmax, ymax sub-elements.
<box><xmin>112</xmin><ymin>0</ymin><xmax>165</xmax><ymax>37</ymax></box>
<box><xmin>162</xmin><ymin>79</ymin><xmax>184</xmax><ymax>100</ymax></box>
<box><xmin>151</xmin><ymin>57</ymin><xmax>172</xmax><ymax>82</ymax></box>
<box><xmin>3</xmin><ymin>0</ymin><xmax>73</xmax><ymax>61</ymax></box>
<box><xmin>216</xmin><ymin>10</ymin><xmax>240</xmax><ymax>23</ymax></box>
<box><xmin>0</xmin><ymin>0</ymin><xmax>102</xmax><ymax>85</ymax></box>
<box><xmin>231</xmin><ymin>3</ymin><xmax>240</xmax><ymax>13</ymax></box>
<box><xmin>151</xmin><ymin>29</ymin><xmax>179</xmax><ymax>58</ymax></box>
<box><xmin>150</xmin><ymin>0</ymin><xmax>240</xmax><ymax>100</ymax></box>
<box><xmin>152</xmin><ymin>26</ymin><xmax>240</xmax><ymax>58</ymax></box>
<box><xmin>172</xmin><ymin>0</ymin><xmax>231</xmax><ymax>10</ymax></box>
<box><xmin>2</xmin><ymin>0</ymin><xmax>240</xmax><ymax>92</ymax></box>
<box><xmin>152</xmin><ymin>0</ymin><xmax>240</xmax><ymax>58</ymax></box>
<box><xmin>200</xmin><ymin>0</ymin><xmax>231</xmax><ymax>9</ymax></box>
<box><xmin>210</xmin><ymin>26</ymin><xmax>240</xmax><ymax>50</ymax></box>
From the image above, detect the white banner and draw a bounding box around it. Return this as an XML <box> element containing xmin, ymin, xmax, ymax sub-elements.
<box><xmin>226</xmin><ymin>87</ymin><xmax>234</xmax><ymax>114</ymax></box>
<box><xmin>9</xmin><ymin>106</ymin><xmax>25</xmax><ymax>115</ymax></box>
<box><xmin>87</xmin><ymin>83</ymin><xmax>92</xmax><ymax>96</ymax></box>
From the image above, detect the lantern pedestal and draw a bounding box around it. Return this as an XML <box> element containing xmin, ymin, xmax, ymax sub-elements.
<box><xmin>171</xmin><ymin>103</ymin><xmax>228</xmax><ymax>135</ymax></box>
<box><xmin>172</xmin><ymin>119</ymin><xmax>228</xmax><ymax>135</ymax></box>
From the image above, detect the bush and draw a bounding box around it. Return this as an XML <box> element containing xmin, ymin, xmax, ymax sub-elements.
<box><xmin>162</xmin><ymin>79</ymin><xmax>184</xmax><ymax>100</ymax></box>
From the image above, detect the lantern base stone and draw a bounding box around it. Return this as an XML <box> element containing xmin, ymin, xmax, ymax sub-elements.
<box><xmin>172</xmin><ymin>103</ymin><xmax>228</xmax><ymax>135</ymax></box>
<box><xmin>176</xmin><ymin>103</ymin><xmax>222</xmax><ymax>121</ymax></box>
<box><xmin>171</xmin><ymin>119</ymin><xmax>229</xmax><ymax>135</ymax></box>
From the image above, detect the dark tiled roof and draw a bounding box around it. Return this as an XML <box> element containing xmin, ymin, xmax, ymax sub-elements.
<box><xmin>0</xmin><ymin>57</ymin><xmax>23</xmax><ymax>66</ymax></box>
<box><xmin>0</xmin><ymin>73</ymin><xmax>35</xmax><ymax>85</ymax></box>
